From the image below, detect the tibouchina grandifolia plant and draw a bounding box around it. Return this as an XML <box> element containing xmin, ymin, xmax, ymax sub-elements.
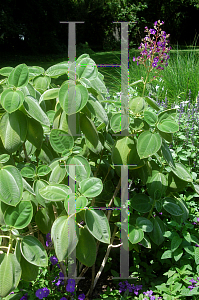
<box><xmin>0</xmin><ymin>20</ymin><xmax>199</xmax><ymax>299</ymax></box>
<box><xmin>133</xmin><ymin>20</ymin><xmax>171</xmax><ymax>96</ymax></box>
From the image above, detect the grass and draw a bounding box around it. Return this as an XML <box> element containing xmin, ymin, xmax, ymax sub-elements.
<box><xmin>0</xmin><ymin>43</ymin><xmax>199</xmax><ymax>105</ymax></box>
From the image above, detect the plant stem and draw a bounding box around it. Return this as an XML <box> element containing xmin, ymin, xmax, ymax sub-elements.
<box><xmin>85</xmin><ymin>225</ymin><xmax>118</xmax><ymax>298</ymax></box>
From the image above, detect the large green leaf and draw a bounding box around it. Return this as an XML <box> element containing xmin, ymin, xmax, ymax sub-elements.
<box><xmin>35</xmin><ymin>204</ymin><xmax>55</xmax><ymax>234</ymax></box>
<box><xmin>64</xmin><ymin>194</ymin><xmax>88</xmax><ymax>215</ymax></box>
<box><xmin>58</xmin><ymin>110</ymin><xmax>81</xmax><ymax>135</ymax></box>
<box><xmin>147</xmin><ymin>171</ymin><xmax>167</xmax><ymax>200</ymax></box>
<box><xmin>110</xmin><ymin>113</ymin><xmax>128</xmax><ymax>133</ymax></box>
<box><xmin>195</xmin><ymin>247</ymin><xmax>199</xmax><ymax>265</ymax></box>
<box><xmin>0</xmin><ymin>111</ymin><xmax>27</xmax><ymax>153</ymax></box>
<box><xmin>59</xmin><ymin>81</ymin><xmax>88</xmax><ymax>115</ymax></box>
<box><xmin>162</xmin><ymin>197</ymin><xmax>184</xmax><ymax>216</ymax></box>
<box><xmin>23</xmin><ymin>95</ymin><xmax>50</xmax><ymax>126</ymax></box>
<box><xmin>39</xmin><ymin>88</ymin><xmax>59</xmax><ymax>104</ymax></box>
<box><xmin>130</xmin><ymin>193</ymin><xmax>152</xmax><ymax>213</ymax></box>
<box><xmin>39</xmin><ymin>183</ymin><xmax>72</xmax><ymax>201</ymax></box>
<box><xmin>20</xmin><ymin>236</ymin><xmax>48</xmax><ymax>267</ymax></box>
<box><xmin>45</xmin><ymin>61</ymin><xmax>70</xmax><ymax>77</ymax></box>
<box><xmin>158</xmin><ymin>108</ymin><xmax>177</xmax><ymax>122</ymax></box>
<box><xmin>136</xmin><ymin>217</ymin><xmax>153</xmax><ymax>232</ymax></box>
<box><xmin>85</xmin><ymin>209</ymin><xmax>110</xmax><ymax>244</ymax></box>
<box><xmin>0</xmin><ymin>67</ymin><xmax>14</xmax><ymax>77</ymax></box>
<box><xmin>65</xmin><ymin>155</ymin><xmax>91</xmax><ymax>182</ymax></box>
<box><xmin>89</xmin><ymin>75</ymin><xmax>107</xmax><ymax>94</ymax></box>
<box><xmin>80</xmin><ymin>113</ymin><xmax>99</xmax><ymax>148</ymax></box>
<box><xmin>128</xmin><ymin>225</ymin><xmax>144</xmax><ymax>244</ymax></box>
<box><xmin>0</xmin><ymin>165</ymin><xmax>23</xmax><ymax>206</ymax></box>
<box><xmin>38</xmin><ymin>141</ymin><xmax>56</xmax><ymax>165</ymax></box>
<box><xmin>22</xmin><ymin>177</ymin><xmax>35</xmax><ymax>196</ymax></box>
<box><xmin>49</xmin><ymin>158</ymin><xmax>67</xmax><ymax>184</ymax></box>
<box><xmin>0</xmin><ymin>253</ymin><xmax>21</xmax><ymax>298</ymax></box>
<box><xmin>85</xmin><ymin>133</ymin><xmax>103</xmax><ymax>155</ymax></box>
<box><xmin>33</xmin><ymin>179</ymin><xmax>49</xmax><ymax>208</ymax></box>
<box><xmin>87</xmin><ymin>95</ymin><xmax>108</xmax><ymax>125</ymax></box>
<box><xmin>137</xmin><ymin>131</ymin><xmax>162</xmax><ymax>159</ymax></box>
<box><xmin>4</xmin><ymin>201</ymin><xmax>33</xmax><ymax>229</ymax></box>
<box><xmin>76</xmin><ymin>226</ymin><xmax>97</xmax><ymax>267</ymax></box>
<box><xmin>28</xmin><ymin>66</ymin><xmax>45</xmax><ymax>79</ymax></box>
<box><xmin>111</xmin><ymin>136</ymin><xmax>144</xmax><ymax>176</ymax></box>
<box><xmin>79</xmin><ymin>177</ymin><xmax>103</xmax><ymax>197</ymax></box>
<box><xmin>171</xmin><ymin>162</ymin><xmax>192</xmax><ymax>183</ymax></box>
<box><xmin>144</xmin><ymin>111</ymin><xmax>158</xmax><ymax>125</ymax></box>
<box><xmin>0</xmin><ymin>89</ymin><xmax>24</xmax><ymax>113</ymax></box>
<box><xmin>161</xmin><ymin>139</ymin><xmax>176</xmax><ymax>168</ymax></box>
<box><xmin>19</xmin><ymin>83</ymin><xmax>37</xmax><ymax>99</ymax></box>
<box><xmin>33</xmin><ymin>76</ymin><xmax>51</xmax><ymax>93</ymax></box>
<box><xmin>20</xmin><ymin>166</ymin><xmax>36</xmax><ymax>178</ymax></box>
<box><xmin>75</xmin><ymin>57</ymin><xmax>98</xmax><ymax>80</ymax></box>
<box><xmin>157</xmin><ymin>120</ymin><xmax>179</xmax><ymax>133</ymax></box>
<box><xmin>26</xmin><ymin>116</ymin><xmax>43</xmax><ymax>150</ymax></box>
<box><xmin>149</xmin><ymin>216</ymin><xmax>165</xmax><ymax>246</ymax></box>
<box><xmin>144</xmin><ymin>96</ymin><xmax>160</xmax><ymax>111</ymax></box>
<box><xmin>36</xmin><ymin>165</ymin><xmax>51</xmax><ymax>177</ymax></box>
<box><xmin>51</xmin><ymin>216</ymin><xmax>79</xmax><ymax>261</ymax></box>
<box><xmin>8</xmin><ymin>64</ymin><xmax>29</xmax><ymax>88</ymax></box>
<box><xmin>129</xmin><ymin>96</ymin><xmax>145</xmax><ymax>113</ymax></box>
<box><xmin>20</xmin><ymin>254</ymin><xmax>39</xmax><ymax>282</ymax></box>
<box><xmin>49</xmin><ymin>129</ymin><xmax>74</xmax><ymax>153</ymax></box>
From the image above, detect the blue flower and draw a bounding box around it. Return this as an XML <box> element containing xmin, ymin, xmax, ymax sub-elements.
<box><xmin>20</xmin><ymin>294</ymin><xmax>28</xmax><ymax>300</ymax></box>
<box><xmin>35</xmin><ymin>288</ymin><xmax>50</xmax><ymax>299</ymax></box>
<box><xmin>67</xmin><ymin>279</ymin><xmax>76</xmax><ymax>286</ymax></box>
<box><xmin>78</xmin><ymin>293</ymin><xmax>85</xmax><ymax>300</ymax></box>
<box><xmin>60</xmin><ymin>298</ymin><xmax>67</xmax><ymax>300</ymax></box>
<box><xmin>66</xmin><ymin>284</ymin><xmax>75</xmax><ymax>293</ymax></box>
<box><xmin>50</xmin><ymin>256</ymin><xmax>58</xmax><ymax>265</ymax></box>
<box><xmin>42</xmin><ymin>287</ymin><xmax>50</xmax><ymax>298</ymax></box>
<box><xmin>35</xmin><ymin>289</ymin><xmax>45</xmax><ymax>299</ymax></box>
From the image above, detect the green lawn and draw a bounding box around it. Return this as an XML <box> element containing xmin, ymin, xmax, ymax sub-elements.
<box><xmin>0</xmin><ymin>46</ymin><xmax>199</xmax><ymax>104</ymax></box>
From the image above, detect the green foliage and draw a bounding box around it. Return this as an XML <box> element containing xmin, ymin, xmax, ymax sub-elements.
<box><xmin>0</xmin><ymin>51</ymin><xmax>199</xmax><ymax>300</ymax></box>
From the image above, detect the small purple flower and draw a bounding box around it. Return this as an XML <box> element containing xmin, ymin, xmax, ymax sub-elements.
<box><xmin>60</xmin><ymin>298</ymin><xmax>67</xmax><ymax>300</ymax></box>
<box><xmin>46</xmin><ymin>232</ymin><xmax>52</xmax><ymax>247</ymax></box>
<box><xmin>66</xmin><ymin>284</ymin><xmax>75</xmax><ymax>293</ymax></box>
<box><xmin>118</xmin><ymin>282</ymin><xmax>126</xmax><ymax>293</ymax></box>
<box><xmin>78</xmin><ymin>293</ymin><xmax>85</xmax><ymax>300</ymax></box>
<box><xmin>55</xmin><ymin>279</ymin><xmax>62</xmax><ymax>286</ymax></box>
<box><xmin>143</xmin><ymin>290</ymin><xmax>153</xmax><ymax>296</ymax></box>
<box><xmin>189</xmin><ymin>278</ymin><xmax>197</xmax><ymax>284</ymax></box>
<box><xmin>42</xmin><ymin>288</ymin><xmax>50</xmax><ymax>298</ymax></box>
<box><xmin>152</xmin><ymin>62</ymin><xmax>157</xmax><ymax>68</ymax></box>
<box><xmin>149</xmin><ymin>29</ymin><xmax>156</xmax><ymax>35</ymax></box>
<box><xmin>20</xmin><ymin>294</ymin><xmax>28</xmax><ymax>300</ymax></box>
<box><xmin>59</xmin><ymin>272</ymin><xmax>64</xmax><ymax>280</ymax></box>
<box><xmin>154</xmin><ymin>21</ymin><xmax>157</xmax><ymax>26</ymax></box>
<box><xmin>50</xmin><ymin>256</ymin><xmax>58</xmax><ymax>265</ymax></box>
<box><xmin>67</xmin><ymin>279</ymin><xmax>76</xmax><ymax>286</ymax></box>
<box><xmin>35</xmin><ymin>289</ymin><xmax>45</xmax><ymax>299</ymax></box>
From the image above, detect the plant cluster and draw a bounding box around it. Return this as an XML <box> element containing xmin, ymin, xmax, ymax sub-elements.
<box><xmin>0</xmin><ymin>20</ymin><xmax>199</xmax><ymax>300</ymax></box>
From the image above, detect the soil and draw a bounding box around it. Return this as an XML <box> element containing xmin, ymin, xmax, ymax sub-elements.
<box><xmin>77</xmin><ymin>267</ymin><xmax>119</xmax><ymax>300</ymax></box>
